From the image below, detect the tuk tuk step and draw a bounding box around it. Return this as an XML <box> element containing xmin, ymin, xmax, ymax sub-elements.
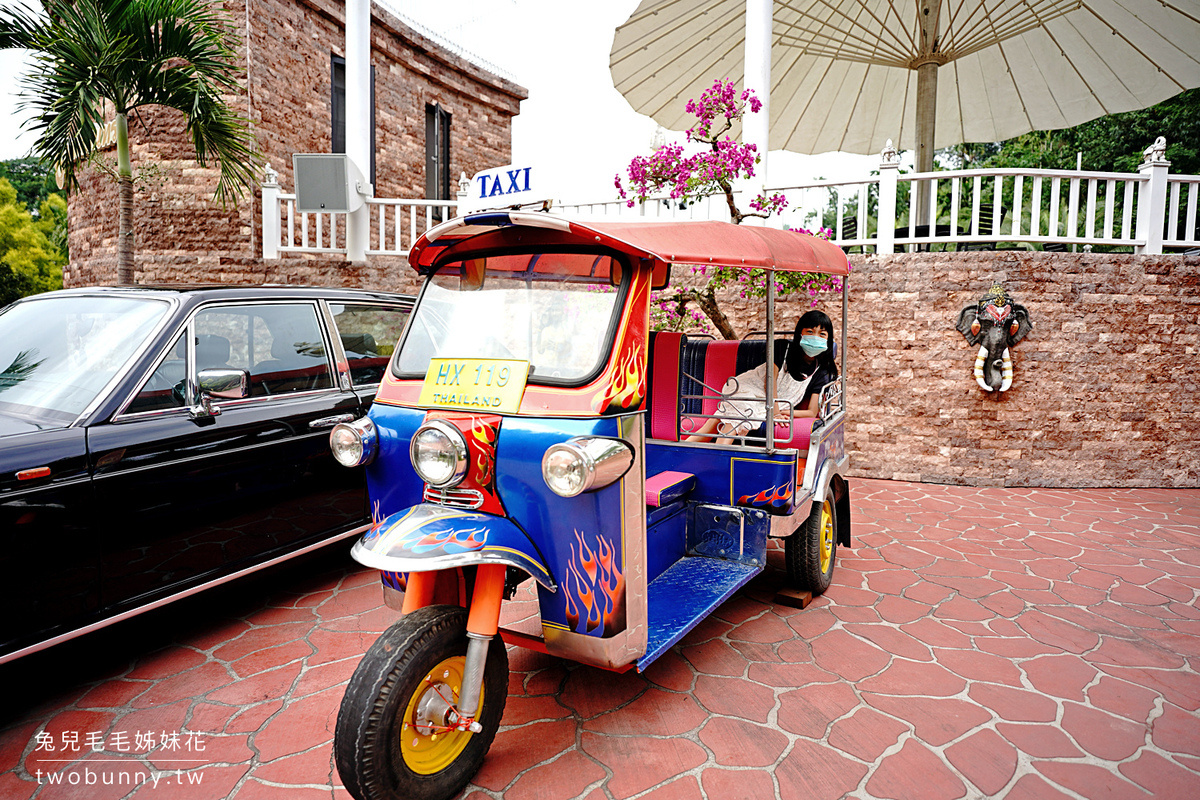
<box><xmin>638</xmin><ymin>556</ymin><xmax>761</xmax><ymax>670</ymax></box>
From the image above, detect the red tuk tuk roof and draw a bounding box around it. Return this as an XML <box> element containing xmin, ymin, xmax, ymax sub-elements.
<box><xmin>409</xmin><ymin>212</ymin><xmax>851</xmax><ymax>277</ymax></box>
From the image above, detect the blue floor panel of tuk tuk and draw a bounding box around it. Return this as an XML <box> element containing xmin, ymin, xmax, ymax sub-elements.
<box><xmin>637</xmin><ymin>556</ymin><xmax>761</xmax><ymax>671</ymax></box>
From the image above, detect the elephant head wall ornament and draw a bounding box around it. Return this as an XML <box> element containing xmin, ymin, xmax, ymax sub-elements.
<box><xmin>955</xmin><ymin>285</ymin><xmax>1032</xmax><ymax>393</ymax></box>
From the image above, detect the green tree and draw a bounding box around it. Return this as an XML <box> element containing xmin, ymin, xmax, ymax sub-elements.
<box><xmin>0</xmin><ymin>158</ymin><xmax>58</xmax><ymax>212</ymax></box>
<box><xmin>0</xmin><ymin>0</ymin><xmax>257</xmax><ymax>285</ymax></box>
<box><xmin>944</xmin><ymin>89</ymin><xmax>1200</xmax><ymax>174</ymax></box>
<box><xmin>0</xmin><ymin>177</ymin><xmax>64</xmax><ymax>306</ymax></box>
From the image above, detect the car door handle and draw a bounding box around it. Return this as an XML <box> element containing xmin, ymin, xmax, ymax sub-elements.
<box><xmin>309</xmin><ymin>413</ymin><xmax>356</xmax><ymax>430</ymax></box>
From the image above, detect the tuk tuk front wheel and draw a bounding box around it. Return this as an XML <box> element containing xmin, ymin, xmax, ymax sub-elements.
<box><xmin>785</xmin><ymin>497</ymin><xmax>837</xmax><ymax>595</ymax></box>
<box><xmin>334</xmin><ymin>604</ymin><xmax>508</xmax><ymax>800</ymax></box>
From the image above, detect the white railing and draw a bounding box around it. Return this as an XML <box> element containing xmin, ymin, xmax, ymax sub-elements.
<box><xmin>767</xmin><ymin>137</ymin><xmax>1196</xmax><ymax>255</ymax></box>
<box><xmin>555</xmin><ymin>194</ymin><xmax>732</xmax><ymax>222</ymax></box>
<box><xmin>265</xmin><ymin>193</ymin><xmax>347</xmax><ymax>255</ymax></box>
<box><xmin>261</xmin><ymin>171</ymin><xmax>457</xmax><ymax>259</ymax></box>
<box><xmin>364</xmin><ymin>198</ymin><xmax>459</xmax><ymax>256</ymax></box>
<box><xmin>1165</xmin><ymin>175</ymin><xmax>1200</xmax><ymax>249</ymax></box>
<box><xmin>774</xmin><ymin>168</ymin><xmax>1153</xmax><ymax>252</ymax></box>
<box><xmin>261</xmin><ymin>137</ymin><xmax>1198</xmax><ymax>259</ymax></box>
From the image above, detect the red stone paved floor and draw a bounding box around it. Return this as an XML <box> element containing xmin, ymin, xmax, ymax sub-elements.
<box><xmin>1</xmin><ymin>478</ymin><xmax>1199</xmax><ymax>800</ymax></box>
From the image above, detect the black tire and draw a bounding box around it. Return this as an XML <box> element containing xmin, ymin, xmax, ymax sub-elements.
<box><xmin>784</xmin><ymin>497</ymin><xmax>837</xmax><ymax>594</ymax></box>
<box><xmin>334</xmin><ymin>605</ymin><xmax>508</xmax><ymax>800</ymax></box>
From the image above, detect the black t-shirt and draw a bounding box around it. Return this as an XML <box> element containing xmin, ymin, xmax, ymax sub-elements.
<box><xmin>793</xmin><ymin>362</ymin><xmax>836</xmax><ymax>410</ymax></box>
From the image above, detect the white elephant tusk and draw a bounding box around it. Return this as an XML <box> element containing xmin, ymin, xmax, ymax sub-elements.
<box><xmin>1000</xmin><ymin>348</ymin><xmax>1013</xmax><ymax>392</ymax></box>
<box><xmin>974</xmin><ymin>345</ymin><xmax>993</xmax><ymax>391</ymax></box>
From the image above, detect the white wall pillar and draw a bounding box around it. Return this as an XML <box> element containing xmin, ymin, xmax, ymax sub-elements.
<box><xmin>1135</xmin><ymin>136</ymin><xmax>1170</xmax><ymax>255</ymax></box>
<box><xmin>345</xmin><ymin>0</ymin><xmax>371</xmax><ymax>261</ymax></box>
<box><xmin>261</xmin><ymin>163</ymin><xmax>279</xmax><ymax>260</ymax></box>
<box><xmin>876</xmin><ymin>141</ymin><xmax>900</xmax><ymax>254</ymax></box>
<box><xmin>742</xmin><ymin>0</ymin><xmax>771</xmax><ymax>225</ymax></box>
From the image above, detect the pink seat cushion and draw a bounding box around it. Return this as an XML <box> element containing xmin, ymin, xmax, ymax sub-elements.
<box><xmin>645</xmin><ymin>471</ymin><xmax>696</xmax><ymax>507</ymax></box>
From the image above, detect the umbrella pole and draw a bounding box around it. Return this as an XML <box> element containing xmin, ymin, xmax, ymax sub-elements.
<box><xmin>915</xmin><ymin>62</ymin><xmax>938</xmax><ymax>227</ymax></box>
<box><xmin>743</xmin><ymin>0</ymin><xmax>772</xmax><ymax>218</ymax></box>
<box><xmin>914</xmin><ymin>0</ymin><xmax>943</xmax><ymax>228</ymax></box>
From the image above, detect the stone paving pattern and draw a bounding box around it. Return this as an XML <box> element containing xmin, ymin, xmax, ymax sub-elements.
<box><xmin>1</xmin><ymin>478</ymin><xmax>1198</xmax><ymax>799</ymax></box>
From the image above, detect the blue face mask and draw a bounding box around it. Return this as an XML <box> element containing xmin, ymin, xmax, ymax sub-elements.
<box><xmin>799</xmin><ymin>335</ymin><xmax>828</xmax><ymax>357</ymax></box>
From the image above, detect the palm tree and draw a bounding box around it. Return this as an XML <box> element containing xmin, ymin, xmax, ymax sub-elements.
<box><xmin>0</xmin><ymin>0</ymin><xmax>256</xmax><ymax>284</ymax></box>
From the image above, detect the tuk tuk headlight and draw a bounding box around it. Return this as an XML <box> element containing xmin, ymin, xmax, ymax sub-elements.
<box><xmin>330</xmin><ymin>418</ymin><xmax>377</xmax><ymax>467</ymax></box>
<box><xmin>542</xmin><ymin>437</ymin><xmax>633</xmax><ymax>498</ymax></box>
<box><xmin>411</xmin><ymin>420</ymin><xmax>468</xmax><ymax>488</ymax></box>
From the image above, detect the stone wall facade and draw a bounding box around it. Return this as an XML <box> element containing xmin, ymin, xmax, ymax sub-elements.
<box><xmin>674</xmin><ymin>251</ymin><xmax>1199</xmax><ymax>488</ymax></box>
<box><xmin>65</xmin><ymin>0</ymin><xmax>525</xmax><ymax>287</ymax></box>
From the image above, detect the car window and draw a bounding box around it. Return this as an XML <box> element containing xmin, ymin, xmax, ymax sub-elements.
<box><xmin>194</xmin><ymin>303</ymin><xmax>332</xmax><ymax>397</ymax></box>
<box><xmin>329</xmin><ymin>303</ymin><xmax>409</xmax><ymax>387</ymax></box>
<box><xmin>126</xmin><ymin>332</ymin><xmax>188</xmax><ymax>414</ymax></box>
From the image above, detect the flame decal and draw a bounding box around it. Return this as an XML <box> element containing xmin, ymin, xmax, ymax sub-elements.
<box><xmin>590</xmin><ymin>344</ymin><xmax>646</xmax><ymax>413</ymax></box>
<box><xmin>564</xmin><ymin>530</ymin><xmax>626</xmax><ymax>636</ymax></box>
<box><xmin>739</xmin><ymin>484</ymin><xmax>794</xmax><ymax>508</ymax></box>
<box><xmin>364</xmin><ymin>500</ymin><xmax>386</xmax><ymax>541</ymax></box>
<box><xmin>467</xmin><ymin>416</ymin><xmax>498</xmax><ymax>488</ymax></box>
<box><xmin>404</xmin><ymin>525</ymin><xmax>488</xmax><ymax>554</ymax></box>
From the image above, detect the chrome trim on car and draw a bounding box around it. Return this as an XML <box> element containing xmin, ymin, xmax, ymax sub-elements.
<box><xmin>311</xmin><ymin>413</ymin><xmax>356</xmax><ymax>430</ymax></box>
<box><xmin>423</xmin><ymin>485</ymin><xmax>485</xmax><ymax>509</ymax></box>
<box><xmin>0</xmin><ymin>523</ymin><xmax>373</xmax><ymax>666</ymax></box>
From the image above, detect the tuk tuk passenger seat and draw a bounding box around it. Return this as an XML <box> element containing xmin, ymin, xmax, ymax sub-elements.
<box><xmin>678</xmin><ymin>337</ymin><xmax>824</xmax><ymax>450</ymax></box>
<box><xmin>646</xmin><ymin>331</ymin><xmax>688</xmax><ymax>441</ymax></box>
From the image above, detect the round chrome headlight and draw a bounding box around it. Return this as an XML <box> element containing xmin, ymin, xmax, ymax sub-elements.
<box><xmin>329</xmin><ymin>418</ymin><xmax>378</xmax><ymax>467</ymax></box>
<box><xmin>542</xmin><ymin>437</ymin><xmax>633</xmax><ymax>498</ymax></box>
<box><xmin>410</xmin><ymin>419</ymin><xmax>468</xmax><ymax>488</ymax></box>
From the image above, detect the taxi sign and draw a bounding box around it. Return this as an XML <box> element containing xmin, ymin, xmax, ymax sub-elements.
<box><xmin>419</xmin><ymin>358</ymin><xmax>529</xmax><ymax>413</ymax></box>
<box><xmin>460</xmin><ymin>165</ymin><xmax>553</xmax><ymax>214</ymax></box>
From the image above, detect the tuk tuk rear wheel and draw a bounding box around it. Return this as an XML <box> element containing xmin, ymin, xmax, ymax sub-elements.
<box><xmin>785</xmin><ymin>498</ymin><xmax>837</xmax><ymax>595</ymax></box>
<box><xmin>334</xmin><ymin>604</ymin><xmax>508</xmax><ymax>800</ymax></box>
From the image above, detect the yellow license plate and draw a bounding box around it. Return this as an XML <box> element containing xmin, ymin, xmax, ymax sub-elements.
<box><xmin>418</xmin><ymin>358</ymin><xmax>529</xmax><ymax>413</ymax></box>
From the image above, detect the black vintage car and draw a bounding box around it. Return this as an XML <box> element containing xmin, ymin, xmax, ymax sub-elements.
<box><xmin>0</xmin><ymin>285</ymin><xmax>413</xmax><ymax>663</ymax></box>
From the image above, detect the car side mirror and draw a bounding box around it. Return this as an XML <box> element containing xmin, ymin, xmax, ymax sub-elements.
<box><xmin>198</xmin><ymin>368</ymin><xmax>249</xmax><ymax>400</ymax></box>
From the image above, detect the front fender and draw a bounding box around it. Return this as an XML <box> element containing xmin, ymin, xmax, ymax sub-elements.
<box><xmin>350</xmin><ymin>504</ymin><xmax>558</xmax><ymax>591</ymax></box>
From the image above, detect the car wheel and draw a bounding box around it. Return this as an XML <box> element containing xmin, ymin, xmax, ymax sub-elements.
<box><xmin>785</xmin><ymin>497</ymin><xmax>836</xmax><ymax>594</ymax></box>
<box><xmin>334</xmin><ymin>605</ymin><xmax>508</xmax><ymax>800</ymax></box>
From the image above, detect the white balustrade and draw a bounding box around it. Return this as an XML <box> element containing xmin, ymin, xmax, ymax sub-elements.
<box><xmin>262</xmin><ymin>137</ymin><xmax>1199</xmax><ymax>259</ymax></box>
<box><xmin>364</xmin><ymin>198</ymin><xmax>459</xmax><ymax>256</ymax></box>
<box><xmin>262</xmin><ymin>193</ymin><xmax>458</xmax><ymax>258</ymax></box>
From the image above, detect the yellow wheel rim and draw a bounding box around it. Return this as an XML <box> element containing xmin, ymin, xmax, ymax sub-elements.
<box><xmin>818</xmin><ymin>500</ymin><xmax>835</xmax><ymax>575</ymax></box>
<box><xmin>399</xmin><ymin>655</ymin><xmax>481</xmax><ymax>775</ymax></box>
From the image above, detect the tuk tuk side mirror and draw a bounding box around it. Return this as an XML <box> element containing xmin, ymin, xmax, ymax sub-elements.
<box><xmin>461</xmin><ymin>258</ymin><xmax>486</xmax><ymax>291</ymax></box>
<box><xmin>198</xmin><ymin>368</ymin><xmax>250</xmax><ymax>400</ymax></box>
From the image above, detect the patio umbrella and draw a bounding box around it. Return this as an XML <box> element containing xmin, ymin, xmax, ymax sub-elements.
<box><xmin>611</xmin><ymin>0</ymin><xmax>1200</xmax><ymax>176</ymax></box>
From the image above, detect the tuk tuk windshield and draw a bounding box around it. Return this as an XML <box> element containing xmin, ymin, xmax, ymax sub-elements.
<box><xmin>394</xmin><ymin>252</ymin><xmax>626</xmax><ymax>385</ymax></box>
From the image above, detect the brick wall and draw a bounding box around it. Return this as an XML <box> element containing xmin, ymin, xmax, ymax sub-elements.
<box><xmin>675</xmin><ymin>251</ymin><xmax>1199</xmax><ymax>488</ymax></box>
<box><xmin>65</xmin><ymin>0</ymin><xmax>525</xmax><ymax>287</ymax></box>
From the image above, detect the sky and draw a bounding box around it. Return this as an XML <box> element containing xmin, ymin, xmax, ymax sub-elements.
<box><xmin>0</xmin><ymin>0</ymin><xmax>890</xmax><ymax>204</ymax></box>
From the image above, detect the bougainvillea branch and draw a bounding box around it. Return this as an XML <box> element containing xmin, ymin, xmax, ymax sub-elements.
<box><xmin>619</xmin><ymin>79</ymin><xmax>847</xmax><ymax>338</ymax></box>
<box><xmin>616</xmin><ymin>79</ymin><xmax>785</xmax><ymax>224</ymax></box>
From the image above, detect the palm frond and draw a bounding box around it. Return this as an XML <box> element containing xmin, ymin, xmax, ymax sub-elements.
<box><xmin>1</xmin><ymin>0</ymin><xmax>257</xmax><ymax>200</ymax></box>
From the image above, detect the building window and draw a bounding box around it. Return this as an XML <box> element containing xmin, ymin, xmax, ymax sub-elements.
<box><xmin>426</xmin><ymin>103</ymin><xmax>451</xmax><ymax>217</ymax></box>
<box><xmin>331</xmin><ymin>54</ymin><xmax>376</xmax><ymax>185</ymax></box>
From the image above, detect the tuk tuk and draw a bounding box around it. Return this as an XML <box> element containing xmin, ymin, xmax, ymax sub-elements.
<box><xmin>328</xmin><ymin>212</ymin><xmax>852</xmax><ymax>800</ymax></box>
